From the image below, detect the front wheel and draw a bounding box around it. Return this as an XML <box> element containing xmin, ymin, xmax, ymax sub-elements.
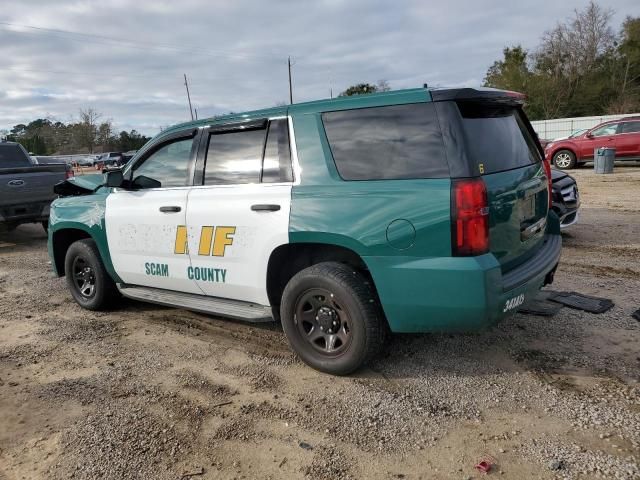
<box><xmin>64</xmin><ymin>239</ymin><xmax>118</xmax><ymax>310</ymax></box>
<box><xmin>280</xmin><ymin>262</ymin><xmax>385</xmax><ymax>375</ymax></box>
<box><xmin>553</xmin><ymin>149</ymin><xmax>576</xmax><ymax>169</ymax></box>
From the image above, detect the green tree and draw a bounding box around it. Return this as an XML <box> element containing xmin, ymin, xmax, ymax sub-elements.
<box><xmin>484</xmin><ymin>2</ymin><xmax>638</xmax><ymax>120</ymax></box>
<box><xmin>608</xmin><ymin>16</ymin><xmax>640</xmax><ymax>112</ymax></box>
<box><xmin>339</xmin><ymin>83</ymin><xmax>380</xmax><ymax>96</ymax></box>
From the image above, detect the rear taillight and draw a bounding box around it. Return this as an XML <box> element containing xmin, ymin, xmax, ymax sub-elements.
<box><xmin>451</xmin><ymin>178</ymin><xmax>489</xmax><ymax>256</ymax></box>
<box><xmin>542</xmin><ymin>158</ymin><xmax>552</xmax><ymax>208</ymax></box>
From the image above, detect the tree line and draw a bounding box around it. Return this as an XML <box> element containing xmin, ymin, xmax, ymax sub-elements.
<box><xmin>484</xmin><ymin>2</ymin><xmax>640</xmax><ymax>120</ymax></box>
<box><xmin>4</xmin><ymin>108</ymin><xmax>151</xmax><ymax>155</ymax></box>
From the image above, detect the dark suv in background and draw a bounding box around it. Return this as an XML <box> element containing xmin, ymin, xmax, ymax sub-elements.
<box><xmin>545</xmin><ymin>117</ymin><xmax>640</xmax><ymax>169</ymax></box>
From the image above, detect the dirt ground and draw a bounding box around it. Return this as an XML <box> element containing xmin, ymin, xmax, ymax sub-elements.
<box><xmin>1</xmin><ymin>165</ymin><xmax>639</xmax><ymax>480</ymax></box>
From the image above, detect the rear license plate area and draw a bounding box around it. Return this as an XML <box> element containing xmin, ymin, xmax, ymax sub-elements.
<box><xmin>520</xmin><ymin>194</ymin><xmax>537</xmax><ymax>221</ymax></box>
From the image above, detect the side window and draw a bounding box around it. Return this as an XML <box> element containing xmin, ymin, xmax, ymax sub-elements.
<box><xmin>133</xmin><ymin>137</ymin><xmax>193</xmax><ymax>187</ymax></box>
<box><xmin>262</xmin><ymin>119</ymin><xmax>293</xmax><ymax>183</ymax></box>
<box><xmin>591</xmin><ymin>123</ymin><xmax>618</xmax><ymax>137</ymax></box>
<box><xmin>322</xmin><ymin>103</ymin><xmax>448</xmax><ymax>180</ymax></box>
<box><xmin>204</xmin><ymin>128</ymin><xmax>265</xmax><ymax>185</ymax></box>
<box><xmin>620</xmin><ymin>121</ymin><xmax>640</xmax><ymax>134</ymax></box>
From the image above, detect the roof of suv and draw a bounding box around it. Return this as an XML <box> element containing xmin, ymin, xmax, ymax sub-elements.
<box><xmin>159</xmin><ymin>86</ymin><xmax>521</xmax><ymax>138</ymax></box>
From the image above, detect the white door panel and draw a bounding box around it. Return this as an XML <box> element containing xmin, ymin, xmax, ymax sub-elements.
<box><xmin>105</xmin><ymin>188</ymin><xmax>202</xmax><ymax>294</ymax></box>
<box><xmin>186</xmin><ymin>184</ymin><xmax>291</xmax><ymax>305</ymax></box>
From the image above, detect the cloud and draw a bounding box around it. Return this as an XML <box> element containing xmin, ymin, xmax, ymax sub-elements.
<box><xmin>0</xmin><ymin>0</ymin><xmax>638</xmax><ymax>136</ymax></box>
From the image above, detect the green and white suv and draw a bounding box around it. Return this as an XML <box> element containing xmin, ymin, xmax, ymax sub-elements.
<box><xmin>48</xmin><ymin>86</ymin><xmax>561</xmax><ymax>375</ymax></box>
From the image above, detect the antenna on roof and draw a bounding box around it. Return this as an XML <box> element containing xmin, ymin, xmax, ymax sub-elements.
<box><xmin>288</xmin><ymin>57</ymin><xmax>295</xmax><ymax>104</ymax></box>
<box><xmin>423</xmin><ymin>83</ymin><xmax>428</xmax><ymax>88</ymax></box>
<box><xmin>184</xmin><ymin>73</ymin><xmax>194</xmax><ymax>121</ymax></box>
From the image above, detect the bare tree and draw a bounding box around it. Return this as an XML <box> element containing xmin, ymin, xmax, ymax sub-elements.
<box><xmin>537</xmin><ymin>2</ymin><xmax>614</xmax><ymax>77</ymax></box>
<box><xmin>376</xmin><ymin>80</ymin><xmax>391</xmax><ymax>92</ymax></box>
<box><xmin>533</xmin><ymin>1</ymin><xmax>615</xmax><ymax>117</ymax></box>
<box><xmin>77</xmin><ymin>108</ymin><xmax>102</xmax><ymax>153</ymax></box>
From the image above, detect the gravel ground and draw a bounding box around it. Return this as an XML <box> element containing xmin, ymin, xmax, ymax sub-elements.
<box><xmin>0</xmin><ymin>165</ymin><xmax>639</xmax><ymax>479</ymax></box>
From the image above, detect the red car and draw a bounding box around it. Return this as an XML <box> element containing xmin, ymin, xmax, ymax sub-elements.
<box><xmin>545</xmin><ymin>117</ymin><xmax>640</xmax><ymax>169</ymax></box>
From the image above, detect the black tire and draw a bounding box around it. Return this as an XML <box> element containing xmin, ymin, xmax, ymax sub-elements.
<box><xmin>553</xmin><ymin>149</ymin><xmax>577</xmax><ymax>169</ymax></box>
<box><xmin>280</xmin><ymin>262</ymin><xmax>385</xmax><ymax>375</ymax></box>
<box><xmin>64</xmin><ymin>239</ymin><xmax>118</xmax><ymax>310</ymax></box>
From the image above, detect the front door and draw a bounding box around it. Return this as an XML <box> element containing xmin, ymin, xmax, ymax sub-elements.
<box><xmin>185</xmin><ymin>118</ymin><xmax>294</xmax><ymax>305</ymax></box>
<box><xmin>105</xmin><ymin>131</ymin><xmax>202</xmax><ymax>294</ymax></box>
<box><xmin>579</xmin><ymin>122</ymin><xmax>618</xmax><ymax>159</ymax></box>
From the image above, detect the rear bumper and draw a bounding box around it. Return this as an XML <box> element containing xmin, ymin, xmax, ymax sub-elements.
<box><xmin>364</xmin><ymin>233</ymin><xmax>562</xmax><ymax>333</ymax></box>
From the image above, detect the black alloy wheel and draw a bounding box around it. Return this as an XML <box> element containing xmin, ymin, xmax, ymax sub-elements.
<box><xmin>294</xmin><ymin>287</ymin><xmax>353</xmax><ymax>356</ymax></box>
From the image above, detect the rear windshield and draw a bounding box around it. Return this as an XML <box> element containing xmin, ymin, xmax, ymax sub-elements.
<box><xmin>322</xmin><ymin>103</ymin><xmax>448</xmax><ymax>180</ymax></box>
<box><xmin>457</xmin><ymin>102</ymin><xmax>542</xmax><ymax>175</ymax></box>
<box><xmin>0</xmin><ymin>144</ymin><xmax>31</xmax><ymax>168</ymax></box>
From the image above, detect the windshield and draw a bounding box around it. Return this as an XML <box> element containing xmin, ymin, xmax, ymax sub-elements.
<box><xmin>569</xmin><ymin>128</ymin><xmax>587</xmax><ymax>138</ymax></box>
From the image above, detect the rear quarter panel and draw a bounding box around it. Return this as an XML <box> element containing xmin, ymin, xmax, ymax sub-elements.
<box><xmin>288</xmin><ymin>112</ymin><xmax>451</xmax><ymax>258</ymax></box>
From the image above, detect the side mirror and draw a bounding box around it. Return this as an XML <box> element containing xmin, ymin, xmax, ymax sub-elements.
<box><xmin>132</xmin><ymin>175</ymin><xmax>161</xmax><ymax>189</ymax></box>
<box><xmin>585</xmin><ymin>132</ymin><xmax>593</xmax><ymax>138</ymax></box>
<box><xmin>105</xmin><ymin>169</ymin><xmax>124</xmax><ymax>187</ymax></box>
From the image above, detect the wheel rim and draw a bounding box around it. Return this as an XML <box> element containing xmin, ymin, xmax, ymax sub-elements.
<box><xmin>294</xmin><ymin>288</ymin><xmax>352</xmax><ymax>357</ymax></box>
<box><xmin>555</xmin><ymin>152</ymin><xmax>572</xmax><ymax>168</ymax></box>
<box><xmin>72</xmin><ymin>256</ymin><xmax>96</xmax><ymax>298</ymax></box>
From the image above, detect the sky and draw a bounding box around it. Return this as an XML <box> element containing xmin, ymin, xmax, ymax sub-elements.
<box><xmin>1</xmin><ymin>0</ymin><xmax>638</xmax><ymax>136</ymax></box>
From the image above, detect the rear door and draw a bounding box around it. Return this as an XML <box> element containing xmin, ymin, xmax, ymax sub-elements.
<box><xmin>443</xmin><ymin>101</ymin><xmax>549</xmax><ymax>271</ymax></box>
<box><xmin>616</xmin><ymin>120</ymin><xmax>640</xmax><ymax>158</ymax></box>
<box><xmin>105</xmin><ymin>130</ymin><xmax>202</xmax><ymax>293</ymax></box>
<box><xmin>185</xmin><ymin>118</ymin><xmax>293</xmax><ymax>305</ymax></box>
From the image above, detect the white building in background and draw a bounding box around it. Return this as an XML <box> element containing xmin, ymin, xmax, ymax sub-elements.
<box><xmin>531</xmin><ymin>113</ymin><xmax>640</xmax><ymax>140</ymax></box>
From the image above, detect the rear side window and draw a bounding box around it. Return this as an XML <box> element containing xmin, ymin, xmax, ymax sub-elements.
<box><xmin>620</xmin><ymin>121</ymin><xmax>640</xmax><ymax>134</ymax></box>
<box><xmin>262</xmin><ymin>119</ymin><xmax>293</xmax><ymax>183</ymax></box>
<box><xmin>205</xmin><ymin>129</ymin><xmax>265</xmax><ymax>185</ymax></box>
<box><xmin>0</xmin><ymin>145</ymin><xmax>31</xmax><ymax>168</ymax></box>
<box><xmin>457</xmin><ymin>102</ymin><xmax>541</xmax><ymax>175</ymax></box>
<box><xmin>204</xmin><ymin>119</ymin><xmax>293</xmax><ymax>185</ymax></box>
<box><xmin>322</xmin><ymin>103</ymin><xmax>448</xmax><ymax>180</ymax></box>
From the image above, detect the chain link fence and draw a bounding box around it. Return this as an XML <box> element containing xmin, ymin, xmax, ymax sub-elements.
<box><xmin>531</xmin><ymin>113</ymin><xmax>640</xmax><ymax>141</ymax></box>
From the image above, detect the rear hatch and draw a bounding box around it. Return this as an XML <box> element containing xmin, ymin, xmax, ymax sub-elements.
<box><xmin>435</xmin><ymin>94</ymin><xmax>549</xmax><ymax>271</ymax></box>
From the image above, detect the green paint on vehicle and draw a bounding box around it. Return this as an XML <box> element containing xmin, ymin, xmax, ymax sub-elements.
<box><xmin>48</xmin><ymin>86</ymin><xmax>562</xmax><ymax>337</ymax></box>
<box><xmin>48</xmin><ymin>191</ymin><xmax>123</xmax><ymax>283</ymax></box>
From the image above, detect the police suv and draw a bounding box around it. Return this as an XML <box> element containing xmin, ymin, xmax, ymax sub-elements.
<box><xmin>48</xmin><ymin>87</ymin><xmax>561</xmax><ymax>375</ymax></box>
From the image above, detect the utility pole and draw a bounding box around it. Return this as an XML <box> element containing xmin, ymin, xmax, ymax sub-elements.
<box><xmin>329</xmin><ymin>67</ymin><xmax>333</xmax><ymax>99</ymax></box>
<box><xmin>184</xmin><ymin>73</ymin><xmax>194</xmax><ymax>121</ymax></box>
<box><xmin>288</xmin><ymin>56</ymin><xmax>293</xmax><ymax>104</ymax></box>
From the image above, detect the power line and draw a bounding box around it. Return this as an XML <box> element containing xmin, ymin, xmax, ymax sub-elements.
<box><xmin>0</xmin><ymin>21</ymin><xmax>291</xmax><ymax>61</ymax></box>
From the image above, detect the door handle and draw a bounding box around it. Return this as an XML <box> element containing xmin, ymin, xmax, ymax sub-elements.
<box><xmin>251</xmin><ymin>204</ymin><xmax>281</xmax><ymax>212</ymax></box>
<box><xmin>159</xmin><ymin>206</ymin><xmax>181</xmax><ymax>213</ymax></box>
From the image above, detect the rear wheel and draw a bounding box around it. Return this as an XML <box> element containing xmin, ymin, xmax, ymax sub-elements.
<box><xmin>553</xmin><ymin>149</ymin><xmax>576</xmax><ymax>169</ymax></box>
<box><xmin>64</xmin><ymin>239</ymin><xmax>118</xmax><ymax>310</ymax></box>
<box><xmin>280</xmin><ymin>262</ymin><xmax>385</xmax><ymax>375</ymax></box>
